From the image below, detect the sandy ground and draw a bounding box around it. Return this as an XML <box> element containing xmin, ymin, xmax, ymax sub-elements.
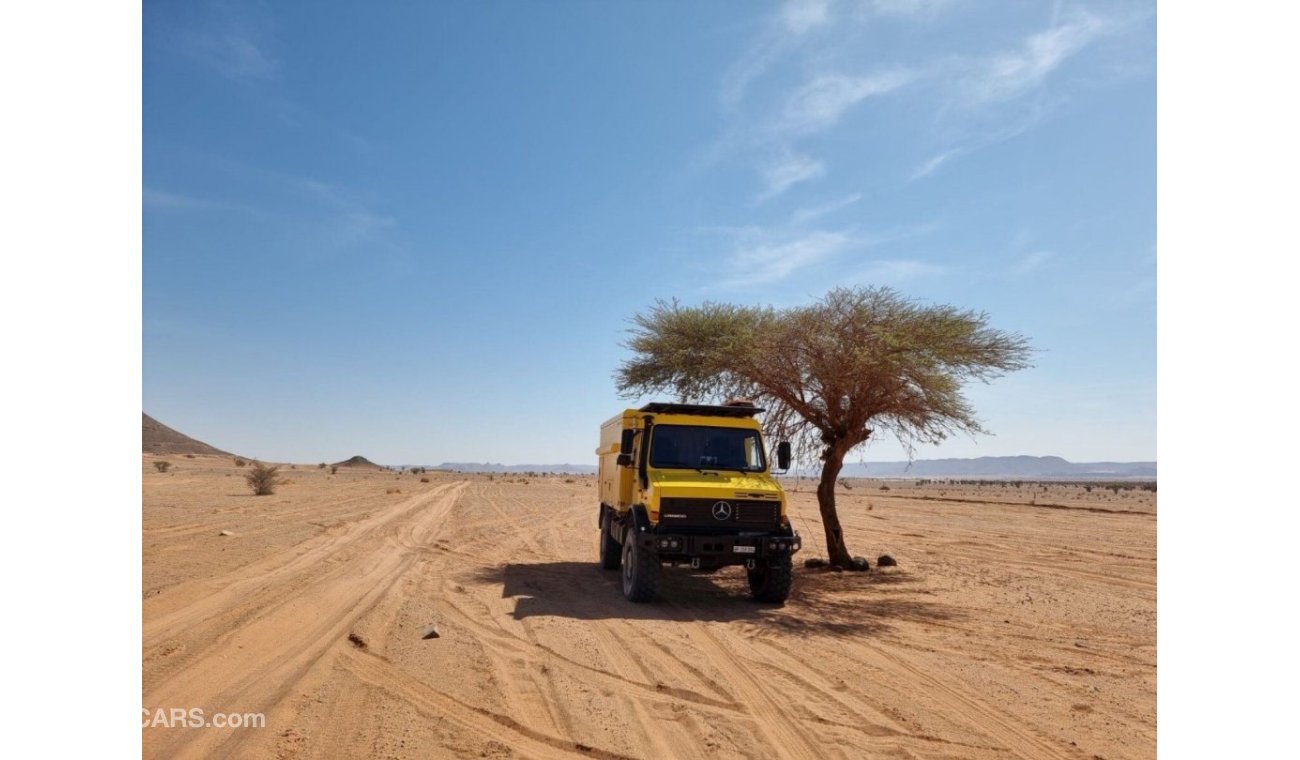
<box><xmin>143</xmin><ymin>457</ymin><xmax>1155</xmax><ymax>759</ymax></box>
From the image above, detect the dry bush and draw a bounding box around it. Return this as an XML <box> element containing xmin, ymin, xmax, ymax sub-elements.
<box><xmin>245</xmin><ymin>462</ymin><xmax>283</xmax><ymax>496</ymax></box>
<box><xmin>233</xmin><ymin>457</ymin><xmax>247</xmax><ymax>467</ymax></box>
<box><xmin>318</xmin><ymin>462</ymin><xmax>327</xmax><ymax>469</ymax></box>
<box><xmin>184</xmin><ymin>454</ymin><xmax>196</xmax><ymax>459</ymax></box>
<box><xmin>330</xmin><ymin>465</ymin><xmax>338</xmax><ymax>475</ymax></box>
<box><xmin>154</xmin><ymin>461</ymin><xmax>171</xmax><ymax>473</ymax></box>
<box><xmin>386</xmin><ymin>487</ymin><xmax>401</xmax><ymax>494</ymax></box>
<box><xmin>420</xmin><ymin>477</ymin><xmax>430</xmax><ymax>483</ymax></box>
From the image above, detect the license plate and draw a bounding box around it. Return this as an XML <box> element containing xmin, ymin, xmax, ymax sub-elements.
<box><xmin>733</xmin><ymin>545</ymin><xmax>756</xmax><ymax>554</ymax></box>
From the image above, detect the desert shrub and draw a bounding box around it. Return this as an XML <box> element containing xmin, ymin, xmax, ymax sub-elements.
<box><xmin>245</xmin><ymin>462</ymin><xmax>282</xmax><ymax>496</ymax></box>
<box><xmin>564</xmin><ymin>478</ymin><xmax>575</xmax><ymax>483</ymax></box>
<box><xmin>184</xmin><ymin>454</ymin><xmax>196</xmax><ymax>459</ymax></box>
<box><xmin>1084</xmin><ymin>484</ymin><xmax>1094</xmax><ymax>492</ymax></box>
<box><xmin>154</xmin><ymin>461</ymin><xmax>171</xmax><ymax>473</ymax></box>
<box><xmin>330</xmin><ymin>465</ymin><xmax>338</xmax><ymax>474</ymax></box>
<box><xmin>386</xmin><ymin>487</ymin><xmax>401</xmax><ymax>494</ymax></box>
<box><xmin>318</xmin><ymin>462</ymin><xmax>327</xmax><ymax>469</ymax></box>
<box><xmin>234</xmin><ymin>457</ymin><xmax>247</xmax><ymax>467</ymax></box>
<box><xmin>879</xmin><ymin>484</ymin><xmax>891</xmax><ymax>491</ymax></box>
<box><xmin>420</xmin><ymin>477</ymin><xmax>430</xmax><ymax>483</ymax></box>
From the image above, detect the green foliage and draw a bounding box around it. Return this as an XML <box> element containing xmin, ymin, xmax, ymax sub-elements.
<box><xmin>245</xmin><ymin>462</ymin><xmax>283</xmax><ymax>496</ymax></box>
<box><xmin>616</xmin><ymin>286</ymin><xmax>1032</xmax><ymax>563</ymax></box>
<box><xmin>617</xmin><ymin>286</ymin><xmax>1032</xmax><ymax>458</ymax></box>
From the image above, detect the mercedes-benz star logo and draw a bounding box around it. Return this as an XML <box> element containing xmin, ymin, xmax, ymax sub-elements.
<box><xmin>712</xmin><ymin>501</ymin><xmax>733</xmax><ymax>520</ymax></box>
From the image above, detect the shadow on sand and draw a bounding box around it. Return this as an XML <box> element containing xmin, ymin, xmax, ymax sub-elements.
<box><xmin>470</xmin><ymin>561</ymin><xmax>961</xmax><ymax>638</ymax></box>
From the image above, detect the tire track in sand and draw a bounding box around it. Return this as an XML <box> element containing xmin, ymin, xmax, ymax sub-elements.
<box><xmin>142</xmin><ymin>483</ymin><xmax>465</xmax><ymax>759</ymax></box>
<box><xmin>144</xmin><ymin>484</ymin><xmax>458</xmax><ymax>649</ymax></box>
<box><xmin>340</xmin><ymin>646</ymin><xmax>637</xmax><ymax>760</ymax></box>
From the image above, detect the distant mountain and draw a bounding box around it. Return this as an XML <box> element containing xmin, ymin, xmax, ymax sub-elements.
<box><xmin>835</xmin><ymin>456</ymin><xmax>1155</xmax><ymax>479</ymax></box>
<box><xmin>142</xmin><ymin>413</ymin><xmax>233</xmax><ymax>457</ymax></box>
<box><xmin>334</xmin><ymin>455</ymin><xmax>386</xmax><ymax>470</ymax></box>
<box><xmin>431</xmin><ymin>456</ymin><xmax>1151</xmax><ymax>479</ymax></box>
<box><xmin>434</xmin><ymin>462</ymin><xmax>598</xmax><ymax>474</ymax></box>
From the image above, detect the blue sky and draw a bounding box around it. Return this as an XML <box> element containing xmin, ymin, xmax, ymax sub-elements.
<box><xmin>143</xmin><ymin>0</ymin><xmax>1155</xmax><ymax>466</ymax></box>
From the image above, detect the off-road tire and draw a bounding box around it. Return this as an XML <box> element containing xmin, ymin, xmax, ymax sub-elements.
<box><xmin>748</xmin><ymin>555</ymin><xmax>794</xmax><ymax>604</ymax></box>
<box><xmin>599</xmin><ymin>513</ymin><xmax>621</xmax><ymax>570</ymax></box>
<box><xmin>621</xmin><ymin>537</ymin><xmax>657</xmax><ymax>602</ymax></box>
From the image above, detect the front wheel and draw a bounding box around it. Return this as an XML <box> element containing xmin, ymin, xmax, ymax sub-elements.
<box><xmin>621</xmin><ymin>537</ymin><xmax>658</xmax><ymax>602</ymax></box>
<box><xmin>747</xmin><ymin>555</ymin><xmax>794</xmax><ymax>604</ymax></box>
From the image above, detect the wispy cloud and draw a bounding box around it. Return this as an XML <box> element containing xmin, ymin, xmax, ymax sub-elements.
<box><xmin>1011</xmin><ymin>250</ymin><xmax>1053</xmax><ymax>275</ymax></box>
<box><xmin>758</xmin><ymin>152</ymin><xmax>826</xmax><ymax>202</ymax></box>
<box><xmin>143</xmin><ymin>188</ymin><xmax>215</xmax><ymax>211</ymax></box>
<box><xmin>721</xmin><ymin>0</ymin><xmax>831</xmax><ymax>109</ymax></box>
<box><xmin>151</xmin><ymin>155</ymin><xmax>400</xmax><ymax>255</ymax></box>
<box><xmin>175</xmin><ymin>2</ymin><xmax>279</xmax><ymax>82</ymax></box>
<box><xmin>294</xmin><ymin>178</ymin><xmax>398</xmax><ymax>248</ymax></box>
<box><xmin>708</xmin><ymin>218</ymin><xmax>943</xmax><ymax>291</ymax></box>
<box><xmin>790</xmin><ymin>193</ymin><xmax>862</xmax><ymax>225</ymax></box>
<box><xmin>862</xmin><ymin>0</ymin><xmax>957</xmax><ymax>18</ymax></box>
<box><xmin>781</xmin><ymin>0</ymin><xmax>832</xmax><ymax>35</ymax></box>
<box><xmin>722</xmin><ymin>230</ymin><xmax>855</xmax><ymax>288</ymax></box>
<box><xmin>909</xmin><ymin>149</ymin><xmax>959</xmax><ymax>180</ymax></box>
<box><xmin>142</xmin><ymin>187</ymin><xmax>260</xmax><ymax>216</ymax></box>
<box><xmin>852</xmin><ymin>258</ymin><xmax>951</xmax><ymax>284</ymax></box>
<box><xmin>960</xmin><ymin>11</ymin><xmax>1106</xmax><ymax>106</ymax></box>
<box><xmin>778</xmin><ymin>70</ymin><xmax>913</xmax><ymax>136</ymax></box>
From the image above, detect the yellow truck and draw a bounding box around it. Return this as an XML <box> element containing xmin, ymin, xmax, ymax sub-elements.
<box><xmin>596</xmin><ymin>402</ymin><xmax>800</xmax><ymax>603</ymax></box>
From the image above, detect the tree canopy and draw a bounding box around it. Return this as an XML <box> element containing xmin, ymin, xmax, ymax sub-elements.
<box><xmin>616</xmin><ymin>285</ymin><xmax>1032</xmax><ymax>566</ymax></box>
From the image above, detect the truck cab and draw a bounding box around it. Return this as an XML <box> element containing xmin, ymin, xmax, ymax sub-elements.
<box><xmin>596</xmin><ymin>402</ymin><xmax>800</xmax><ymax>603</ymax></box>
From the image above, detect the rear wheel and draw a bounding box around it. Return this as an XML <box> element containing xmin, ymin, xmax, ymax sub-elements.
<box><xmin>621</xmin><ymin>537</ymin><xmax>658</xmax><ymax>602</ymax></box>
<box><xmin>599</xmin><ymin>512</ymin><xmax>621</xmax><ymax>570</ymax></box>
<box><xmin>748</xmin><ymin>555</ymin><xmax>794</xmax><ymax>604</ymax></box>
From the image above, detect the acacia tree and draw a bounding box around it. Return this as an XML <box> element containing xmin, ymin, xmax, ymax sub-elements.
<box><xmin>615</xmin><ymin>286</ymin><xmax>1031</xmax><ymax>569</ymax></box>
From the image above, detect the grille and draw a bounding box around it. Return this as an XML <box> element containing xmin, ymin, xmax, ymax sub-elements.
<box><xmin>657</xmin><ymin>498</ymin><xmax>781</xmax><ymax>529</ymax></box>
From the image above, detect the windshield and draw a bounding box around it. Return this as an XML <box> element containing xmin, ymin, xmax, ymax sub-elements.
<box><xmin>649</xmin><ymin>425</ymin><xmax>767</xmax><ymax>472</ymax></box>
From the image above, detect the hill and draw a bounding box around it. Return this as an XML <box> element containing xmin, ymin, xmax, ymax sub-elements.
<box><xmin>836</xmin><ymin>455</ymin><xmax>1156</xmax><ymax>479</ymax></box>
<box><xmin>434</xmin><ymin>462</ymin><xmax>598</xmax><ymax>475</ymax></box>
<box><xmin>142</xmin><ymin>413</ymin><xmax>233</xmax><ymax>457</ymax></box>
<box><xmin>432</xmin><ymin>456</ymin><xmax>1152</xmax><ymax>479</ymax></box>
<box><xmin>333</xmin><ymin>455</ymin><xmax>386</xmax><ymax>470</ymax></box>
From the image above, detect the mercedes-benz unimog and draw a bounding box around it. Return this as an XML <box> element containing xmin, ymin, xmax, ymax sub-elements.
<box><xmin>595</xmin><ymin>401</ymin><xmax>800</xmax><ymax>604</ymax></box>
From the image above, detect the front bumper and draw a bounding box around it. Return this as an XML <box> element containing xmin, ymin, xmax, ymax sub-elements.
<box><xmin>636</xmin><ymin>531</ymin><xmax>801</xmax><ymax>560</ymax></box>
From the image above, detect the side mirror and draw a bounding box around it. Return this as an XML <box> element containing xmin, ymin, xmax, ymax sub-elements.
<box><xmin>616</xmin><ymin>453</ymin><xmax>633</xmax><ymax>467</ymax></box>
<box><xmin>776</xmin><ymin>441</ymin><xmax>791</xmax><ymax>472</ymax></box>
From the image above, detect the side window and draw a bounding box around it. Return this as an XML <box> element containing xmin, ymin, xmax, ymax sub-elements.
<box><xmin>745</xmin><ymin>436</ymin><xmax>761</xmax><ymax>468</ymax></box>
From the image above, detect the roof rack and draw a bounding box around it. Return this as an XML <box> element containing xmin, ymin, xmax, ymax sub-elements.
<box><xmin>638</xmin><ymin>402</ymin><xmax>765</xmax><ymax>418</ymax></box>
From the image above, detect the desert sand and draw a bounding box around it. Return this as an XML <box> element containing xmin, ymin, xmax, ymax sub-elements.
<box><xmin>143</xmin><ymin>457</ymin><xmax>1155</xmax><ymax>759</ymax></box>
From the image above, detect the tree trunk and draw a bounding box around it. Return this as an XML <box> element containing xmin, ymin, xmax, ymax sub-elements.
<box><xmin>816</xmin><ymin>442</ymin><xmax>856</xmax><ymax>569</ymax></box>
